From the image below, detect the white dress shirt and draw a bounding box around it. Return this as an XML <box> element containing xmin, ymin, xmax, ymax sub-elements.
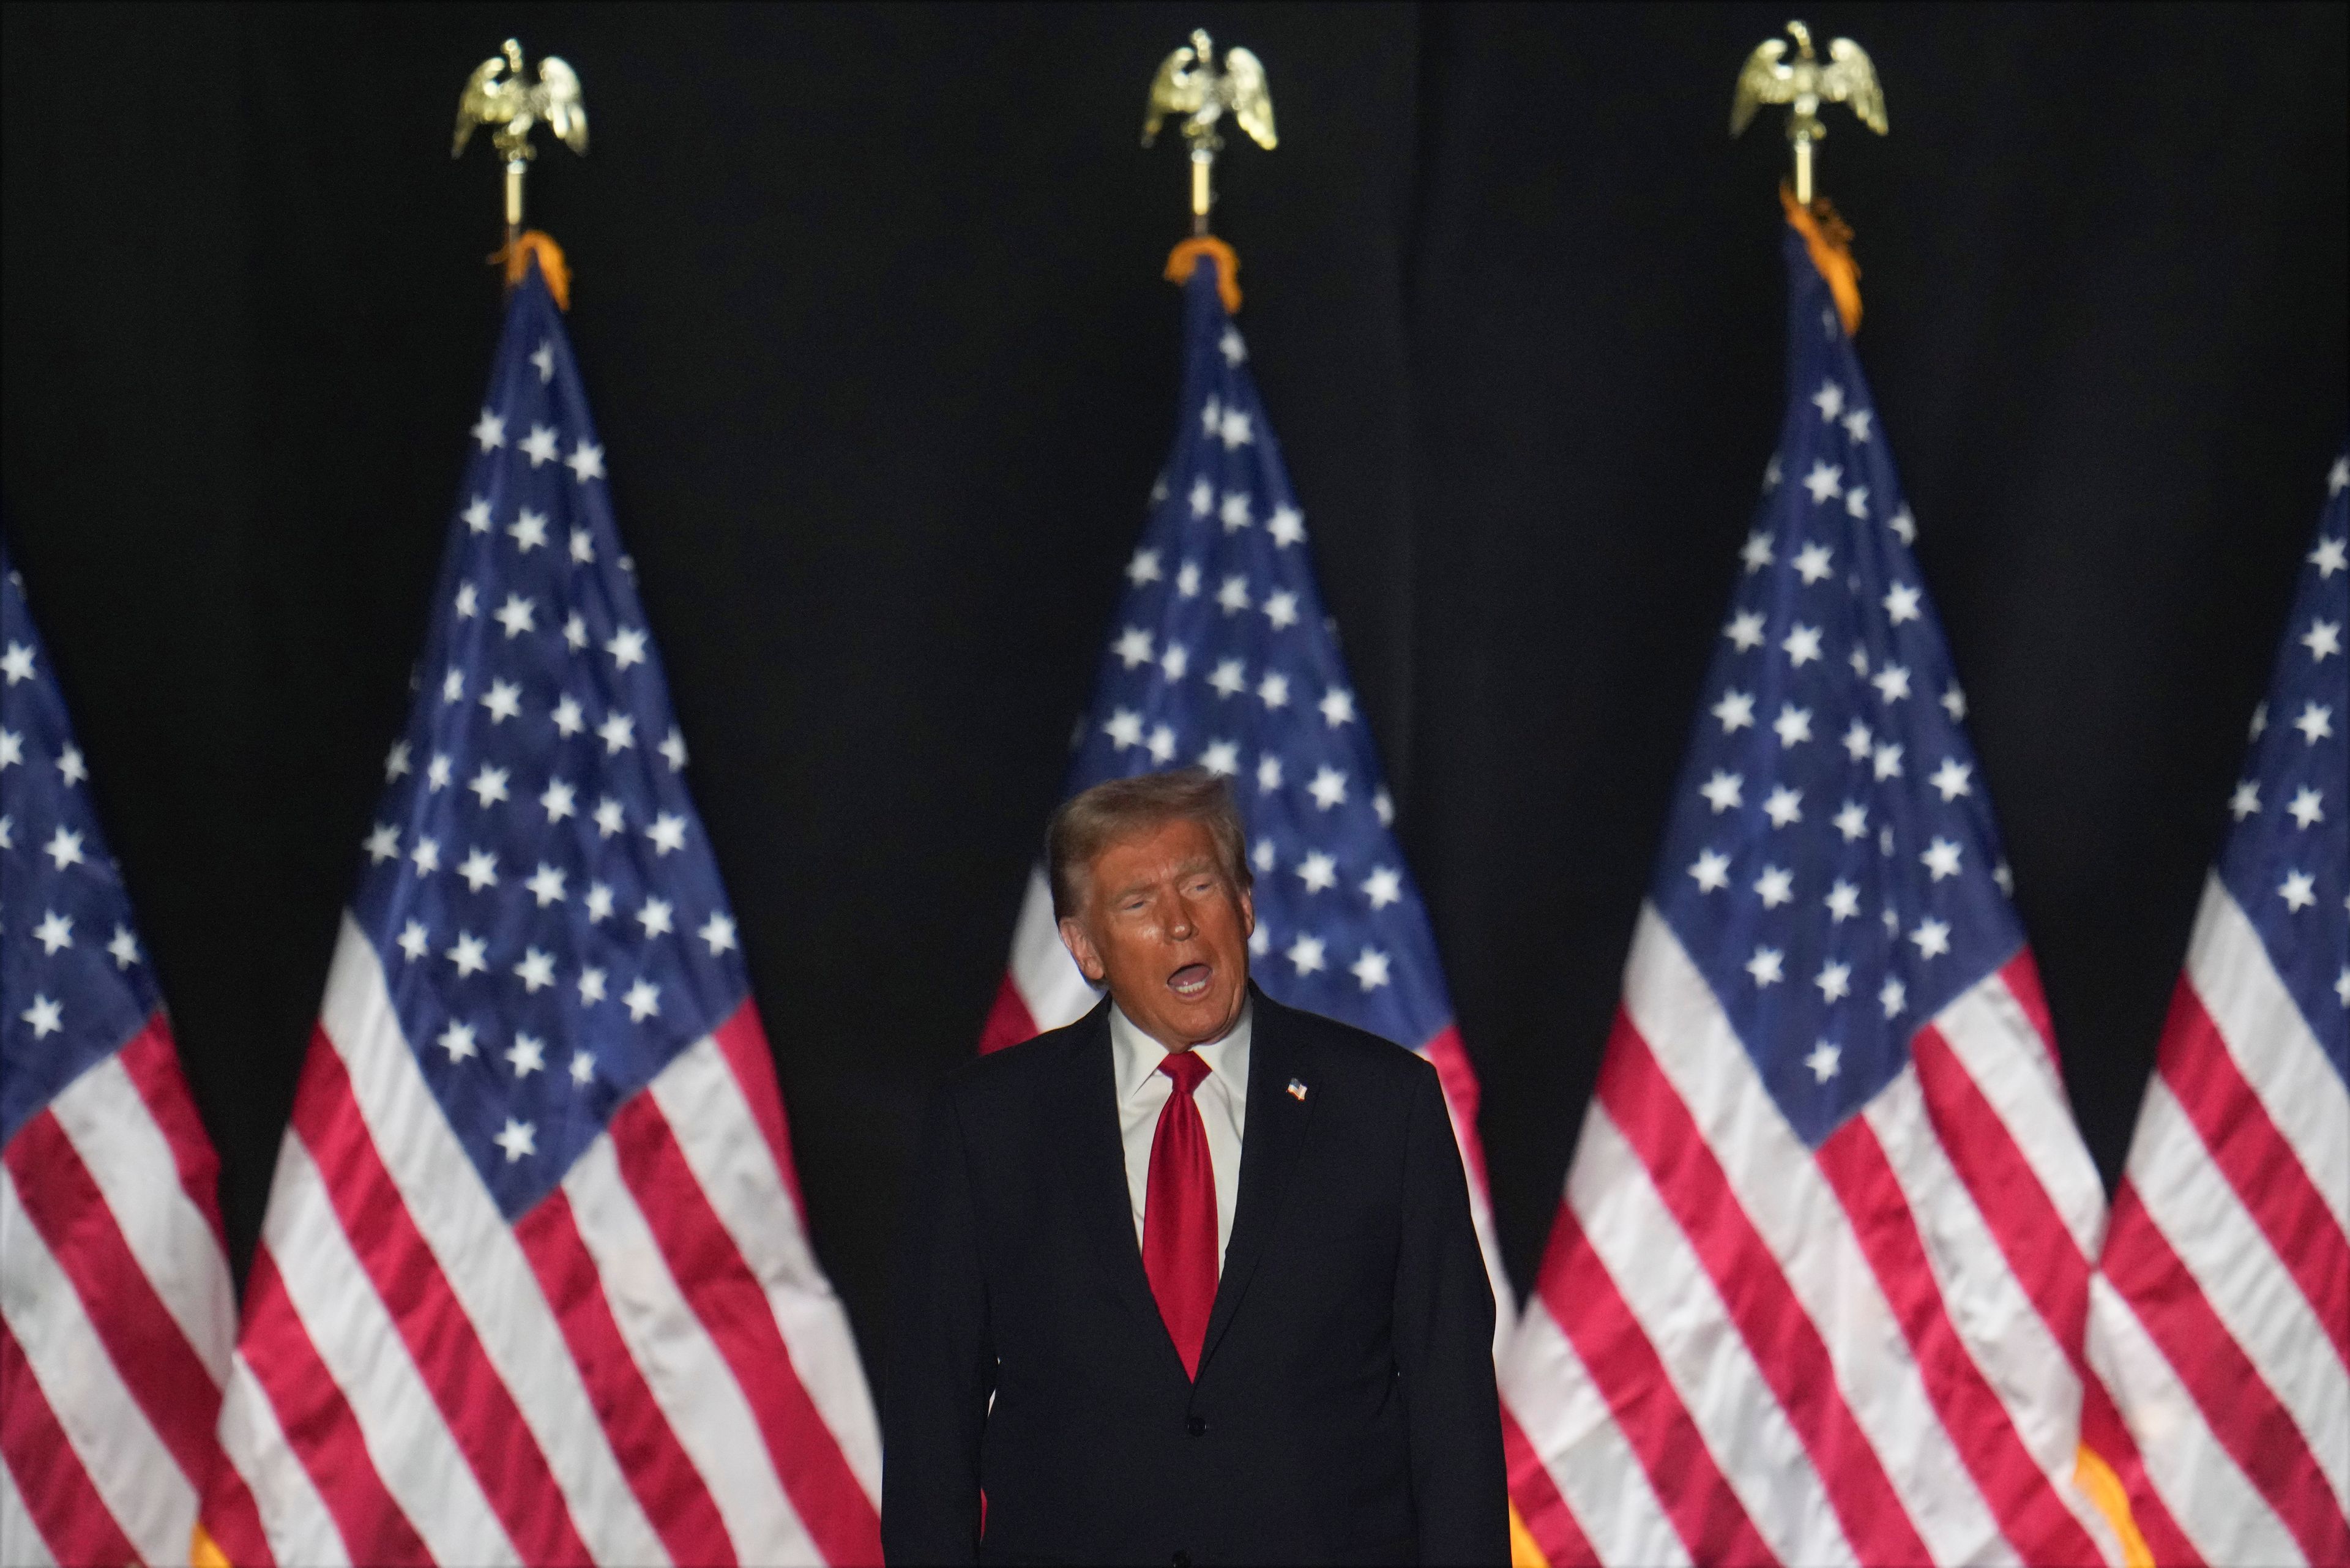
<box><xmin>1110</xmin><ymin>1000</ymin><xmax>1250</xmax><ymax>1269</ymax></box>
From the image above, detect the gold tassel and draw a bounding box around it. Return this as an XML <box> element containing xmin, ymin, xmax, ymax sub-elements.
<box><xmin>1780</xmin><ymin>184</ymin><xmax>1861</xmax><ymax>335</ymax></box>
<box><xmin>1164</xmin><ymin>234</ymin><xmax>1242</xmax><ymax>313</ymax></box>
<box><xmin>1507</xmin><ymin>1499</ymin><xmax>1551</xmax><ymax>1567</ymax></box>
<box><xmin>190</xmin><ymin>1520</ymin><xmax>234</xmax><ymax>1568</ymax></box>
<box><xmin>2074</xmin><ymin>1444</ymin><xmax>2155</xmax><ymax>1568</ymax></box>
<box><xmin>491</xmin><ymin>229</ymin><xmax>572</xmax><ymax>311</ymax></box>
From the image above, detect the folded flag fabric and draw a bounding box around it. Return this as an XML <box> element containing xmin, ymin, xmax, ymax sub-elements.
<box><xmin>2087</xmin><ymin>448</ymin><xmax>2349</xmax><ymax>1567</ymax></box>
<box><xmin>1500</xmin><ymin>217</ymin><xmax>2128</xmax><ymax>1566</ymax></box>
<box><xmin>2</xmin><ymin>551</ymin><xmax>237</xmax><ymax>1567</ymax></box>
<box><xmin>198</xmin><ymin>255</ymin><xmax>882</xmax><ymax>1566</ymax></box>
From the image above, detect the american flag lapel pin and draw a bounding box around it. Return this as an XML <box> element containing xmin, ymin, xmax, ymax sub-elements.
<box><xmin>1286</xmin><ymin>1078</ymin><xmax>1307</xmax><ymax>1101</ymax></box>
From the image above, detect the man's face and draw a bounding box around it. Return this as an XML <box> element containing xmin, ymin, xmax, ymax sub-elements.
<box><xmin>1058</xmin><ymin>815</ymin><xmax>1254</xmax><ymax>1052</ymax></box>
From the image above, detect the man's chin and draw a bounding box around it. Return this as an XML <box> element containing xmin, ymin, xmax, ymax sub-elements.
<box><xmin>1157</xmin><ymin>990</ymin><xmax>1245</xmax><ymax>1050</ymax></box>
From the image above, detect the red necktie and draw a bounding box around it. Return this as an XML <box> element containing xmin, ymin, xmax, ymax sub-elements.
<box><xmin>1143</xmin><ymin>1050</ymin><xmax>1218</xmax><ymax>1379</ymax></box>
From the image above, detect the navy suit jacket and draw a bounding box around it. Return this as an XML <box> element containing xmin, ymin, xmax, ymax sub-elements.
<box><xmin>883</xmin><ymin>986</ymin><xmax>1507</xmax><ymax>1565</ymax></box>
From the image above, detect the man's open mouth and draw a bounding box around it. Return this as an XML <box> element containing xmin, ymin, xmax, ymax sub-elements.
<box><xmin>1168</xmin><ymin>963</ymin><xmax>1212</xmax><ymax>999</ymax></box>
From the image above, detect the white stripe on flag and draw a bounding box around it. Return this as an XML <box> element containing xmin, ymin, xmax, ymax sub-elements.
<box><xmin>1621</xmin><ymin>905</ymin><xmax>2009</xmax><ymax>1564</ymax></box>
<box><xmin>0</xmin><ymin>1167</ymin><xmax>193</xmax><ymax>1566</ymax></box>
<box><xmin>647</xmin><ymin>1036</ymin><xmax>883</xmax><ymax>1504</ymax></box>
<box><xmin>2089</xmin><ymin>1270</ymin><xmax>2303</xmax><ymax>1567</ymax></box>
<box><xmin>0</xmin><ymin>1455</ymin><xmax>58</xmax><ymax>1568</ymax></box>
<box><xmin>1567</xmin><ymin>1102</ymin><xmax>1857</xmax><ymax>1567</ymax></box>
<box><xmin>1934</xmin><ymin>972</ymin><xmax>2108</xmax><ymax>1260</ymax></box>
<box><xmin>259</xmin><ymin>1132</ymin><xmax>513</xmax><ymax>1566</ymax></box>
<box><xmin>1502</xmin><ymin>1277</ymin><xmax>1689</xmax><ymax>1567</ymax></box>
<box><xmin>316</xmin><ymin>917</ymin><xmax>670</xmax><ymax>1564</ymax></box>
<box><xmin>2185</xmin><ymin>877</ymin><xmax>2350</xmax><ymax>1233</ymax></box>
<box><xmin>46</xmin><ymin>1052</ymin><xmax>234</xmax><ymax>1385</ymax></box>
<box><xmin>1007</xmin><ymin>867</ymin><xmax>1098</xmax><ymax>1031</ymax></box>
<box><xmin>563</xmin><ymin>1132</ymin><xmax>822</xmax><ymax>1562</ymax></box>
<box><xmin>2127</xmin><ymin>1077</ymin><xmax>2350</xmax><ymax>1506</ymax></box>
<box><xmin>213</xmin><ymin>1352</ymin><xmax>349</xmax><ymax>1568</ymax></box>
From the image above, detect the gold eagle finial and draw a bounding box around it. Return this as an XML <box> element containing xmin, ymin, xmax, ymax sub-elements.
<box><xmin>1732</xmin><ymin>21</ymin><xmax>1886</xmax><ymax>203</ymax></box>
<box><xmin>455</xmin><ymin>39</ymin><xmax>589</xmax><ymax>238</ymax></box>
<box><xmin>1144</xmin><ymin>30</ymin><xmax>1276</xmax><ymax>234</ymax></box>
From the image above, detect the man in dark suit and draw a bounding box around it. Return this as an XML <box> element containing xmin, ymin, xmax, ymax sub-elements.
<box><xmin>886</xmin><ymin>767</ymin><xmax>1505</xmax><ymax>1565</ymax></box>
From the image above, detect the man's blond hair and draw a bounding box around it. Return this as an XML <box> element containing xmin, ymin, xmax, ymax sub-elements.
<box><xmin>1046</xmin><ymin>767</ymin><xmax>1251</xmax><ymax>921</ymax></box>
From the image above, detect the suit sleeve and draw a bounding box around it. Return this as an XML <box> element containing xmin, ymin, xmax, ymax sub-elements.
<box><xmin>1392</xmin><ymin>1059</ymin><xmax>1509</xmax><ymax>1564</ymax></box>
<box><xmin>882</xmin><ymin>1084</ymin><xmax>994</xmax><ymax>1565</ymax></box>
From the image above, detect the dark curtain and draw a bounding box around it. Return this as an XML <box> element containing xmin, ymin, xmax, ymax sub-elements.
<box><xmin>5</xmin><ymin>1</ymin><xmax>2343</xmax><ymax>1379</ymax></box>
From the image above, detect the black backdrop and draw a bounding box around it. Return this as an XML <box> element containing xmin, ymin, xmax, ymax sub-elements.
<box><xmin>4</xmin><ymin>2</ymin><xmax>2344</xmax><ymax>1387</ymax></box>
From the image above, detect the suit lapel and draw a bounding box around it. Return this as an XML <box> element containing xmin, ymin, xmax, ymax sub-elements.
<box><xmin>1051</xmin><ymin>999</ymin><xmax>1190</xmax><ymax>1381</ymax></box>
<box><xmin>1196</xmin><ymin>987</ymin><xmax>1315</xmax><ymax>1376</ymax></box>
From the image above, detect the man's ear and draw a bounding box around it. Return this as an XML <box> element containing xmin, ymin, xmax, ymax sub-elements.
<box><xmin>1237</xmin><ymin>883</ymin><xmax>1255</xmax><ymax>939</ymax></box>
<box><xmin>1058</xmin><ymin>917</ymin><xmax>1108</xmax><ymax>985</ymax></box>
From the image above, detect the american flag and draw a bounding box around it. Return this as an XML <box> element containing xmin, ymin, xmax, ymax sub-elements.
<box><xmin>196</xmin><ymin>258</ymin><xmax>882</xmax><ymax>1566</ymax></box>
<box><xmin>1</xmin><ymin>552</ymin><xmax>238</xmax><ymax>1567</ymax></box>
<box><xmin>977</xmin><ymin>250</ymin><xmax>1514</xmax><ymax>1348</ymax></box>
<box><xmin>1499</xmin><ymin>226</ymin><xmax>2136</xmax><ymax>1566</ymax></box>
<box><xmin>2086</xmin><ymin>450</ymin><xmax>2348</xmax><ymax>1567</ymax></box>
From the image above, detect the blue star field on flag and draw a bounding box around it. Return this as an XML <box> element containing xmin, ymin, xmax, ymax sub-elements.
<box><xmin>1649</xmin><ymin>231</ymin><xmax>2026</xmax><ymax>1145</ymax></box>
<box><xmin>353</xmin><ymin>263</ymin><xmax>748</xmax><ymax>1218</ymax></box>
<box><xmin>1062</xmin><ymin>256</ymin><xmax>1451</xmax><ymax>1051</ymax></box>
<box><xmin>1</xmin><ymin>554</ymin><xmax>166</xmax><ymax>1142</ymax></box>
<box><xmin>2218</xmin><ymin>449</ymin><xmax>2348</xmax><ymax>1079</ymax></box>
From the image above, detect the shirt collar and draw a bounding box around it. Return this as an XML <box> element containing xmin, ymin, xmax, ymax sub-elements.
<box><xmin>1110</xmin><ymin>995</ymin><xmax>1253</xmax><ymax>1106</ymax></box>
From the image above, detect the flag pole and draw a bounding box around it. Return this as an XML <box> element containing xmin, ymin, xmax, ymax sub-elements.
<box><xmin>1730</xmin><ymin>20</ymin><xmax>1888</xmax><ymax>206</ymax></box>
<box><xmin>453</xmin><ymin>37</ymin><xmax>589</xmax><ymax>265</ymax></box>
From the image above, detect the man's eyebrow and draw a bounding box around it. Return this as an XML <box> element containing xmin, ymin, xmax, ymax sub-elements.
<box><xmin>1104</xmin><ymin>857</ymin><xmax>1218</xmax><ymax>902</ymax></box>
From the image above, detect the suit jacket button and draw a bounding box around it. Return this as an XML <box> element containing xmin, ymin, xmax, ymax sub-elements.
<box><xmin>1184</xmin><ymin>1415</ymin><xmax>1207</xmax><ymax>1437</ymax></box>
<box><xmin>1172</xmin><ymin>1554</ymin><xmax>1191</xmax><ymax>1568</ymax></box>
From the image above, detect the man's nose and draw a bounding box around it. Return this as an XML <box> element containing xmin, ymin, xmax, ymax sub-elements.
<box><xmin>1163</xmin><ymin>897</ymin><xmax>1194</xmax><ymax>941</ymax></box>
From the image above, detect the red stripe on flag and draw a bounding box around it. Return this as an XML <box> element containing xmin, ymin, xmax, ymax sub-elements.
<box><xmin>711</xmin><ymin>1002</ymin><xmax>807</xmax><ymax>1226</ymax></box>
<box><xmin>2000</xmin><ymin>950</ymin><xmax>2061</xmax><ymax>1063</ymax></box>
<box><xmin>1815</xmin><ymin>1112</ymin><xmax>2103</xmax><ymax>1564</ymax></box>
<box><xmin>609</xmin><ymin>1091</ymin><xmax>884</xmax><ymax>1565</ymax></box>
<box><xmin>977</xmin><ymin>972</ymin><xmax>1039</xmax><ymax>1056</ymax></box>
<box><xmin>1422</xmin><ymin>1025</ymin><xmax>1492</xmax><ymax>1197</ymax></box>
<box><xmin>515</xmin><ymin>1189</ymin><xmax>737</xmax><ymax>1567</ymax></box>
<box><xmin>236</xmin><ymin>1244</ymin><xmax>431</xmax><ymax>1564</ymax></box>
<box><xmin>1532</xmin><ymin>1200</ymin><xmax>1778</xmax><ymax>1565</ymax></box>
<box><xmin>2105</xmin><ymin>1181</ymin><xmax>2350</xmax><ymax>1566</ymax></box>
<box><xmin>116</xmin><ymin>1014</ymin><xmax>231</xmax><ymax>1256</ymax></box>
<box><xmin>2156</xmin><ymin>979</ymin><xmax>2350</xmax><ymax>1366</ymax></box>
<box><xmin>1501</xmin><ymin>1402</ymin><xmax>1597</xmax><ymax>1567</ymax></box>
<box><xmin>2</xmin><ymin>1109</ymin><xmax>225</xmax><ymax>1493</ymax></box>
<box><xmin>1598</xmin><ymin>1012</ymin><xmax>1931</xmax><ymax>1566</ymax></box>
<box><xmin>0</xmin><ymin>1315</ymin><xmax>140</xmax><ymax>1568</ymax></box>
<box><xmin>288</xmin><ymin>1029</ymin><xmax>593</xmax><ymax>1565</ymax></box>
<box><xmin>1911</xmin><ymin>1023</ymin><xmax>2092</xmax><ymax>1359</ymax></box>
